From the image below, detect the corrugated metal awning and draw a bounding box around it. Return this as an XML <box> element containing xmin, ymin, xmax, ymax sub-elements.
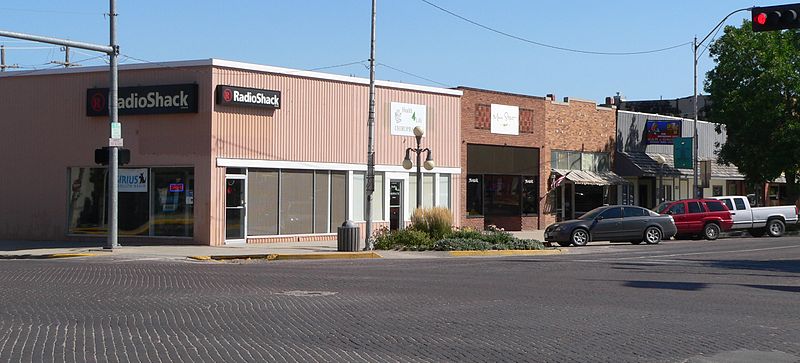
<box><xmin>552</xmin><ymin>169</ymin><xmax>631</xmax><ymax>186</ymax></box>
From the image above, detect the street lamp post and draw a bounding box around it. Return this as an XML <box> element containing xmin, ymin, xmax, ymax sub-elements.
<box><xmin>654</xmin><ymin>154</ymin><xmax>667</xmax><ymax>205</ymax></box>
<box><xmin>403</xmin><ymin>126</ymin><xmax>434</xmax><ymax>208</ymax></box>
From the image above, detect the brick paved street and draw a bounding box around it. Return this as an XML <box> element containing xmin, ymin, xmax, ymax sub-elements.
<box><xmin>1</xmin><ymin>237</ymin><xmax>799</xmax><ymax>362</ymax></box>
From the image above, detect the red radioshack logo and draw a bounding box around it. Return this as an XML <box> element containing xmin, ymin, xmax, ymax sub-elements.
<box><xmin>222</xmin><ymin>88</ymin><xmax>233</xmax><ymax>102</ymax></box>
<box><xmin>90</xmin><ymin>92</ymin><xmax>106</xmax><ymax>112</ymax></box>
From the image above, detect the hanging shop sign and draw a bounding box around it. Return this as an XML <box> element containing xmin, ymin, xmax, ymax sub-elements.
<box><xmin>86</xmin><ymin>84</ymin><xmax>199</xmax><ymax>116</ymax></box>
<box><xmin>390</xmin><ymin>102</ymin><xmax>427</xmax><ymax>136</ymax></box>
<box><xmin>216</xmin><ymin>85</ymin><xmax>281</xmax><ymax>109</ymax></box>
<box><xmin>645</xmin><ymin>119</ymin><xmax>682</xmax><ymax>144</ymax></box>
<box><xmin>119</xmin><ymin>168</ymin><xmax>148</xmax><ymax>193</ymax></box>
<box><xmin>490</xmin><ymin>104</ymin><xmax>519</xmax><ymax>135</ymax></box>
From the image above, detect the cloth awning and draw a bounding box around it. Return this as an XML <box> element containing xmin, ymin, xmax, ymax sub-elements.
<box><xmin>552</xmin><ymin>169</ymin><xmax>630</xmax><ymax>186</ymax></box>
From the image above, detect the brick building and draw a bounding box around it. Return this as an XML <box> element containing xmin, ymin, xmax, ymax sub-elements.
<box><xmin>458</xmin><ymin>88</ymin><xmax>626</xmax><ymax>231</ymax></box>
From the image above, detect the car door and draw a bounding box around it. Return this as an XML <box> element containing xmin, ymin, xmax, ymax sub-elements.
<box><xmin>686</xmin><ymin>201</ymin><xmax>705</xmax><ymax>233</ymax></box>
<box><xmin>622</xmin><ymin>206</ymin><xmax>649</xmax><ymax>239</ymax></box>
<box><xmin>590</xmin><ymin>207</ymin><xmax>623</xmax><ymax>241</ymax></box>
<box><xmin>667</xmin><ymin>202</ymin><xmax>688</xmax><ymax>233</ymax></box>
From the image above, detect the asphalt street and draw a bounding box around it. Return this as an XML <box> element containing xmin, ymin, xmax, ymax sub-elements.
<box><xmin>0</xmin><ymin>237</ymin><xmax>799</xmax><ymax>362</ymax></box>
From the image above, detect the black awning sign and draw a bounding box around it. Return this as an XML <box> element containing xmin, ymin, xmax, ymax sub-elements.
<box><xmin>86</xmin><ymin>83</ymin><xmax>199</xmax><ymax>116</ymax></box>
<box><xmin>216</xmin><ymin>85</ymin><xmax>281</xmax><ymax>109</ymax></box>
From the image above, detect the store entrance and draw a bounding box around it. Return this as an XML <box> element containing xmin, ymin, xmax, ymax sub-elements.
<box><xmin>225</xmin><ymin>176</ymin><xmax>246</xmax><ymax>244</ymax></box>
<box><xmin>389</xmin><ymin>180</ymin><xmax>403</xmax><ymax>230</ymax></box>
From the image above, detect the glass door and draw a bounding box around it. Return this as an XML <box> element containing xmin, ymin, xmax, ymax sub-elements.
<box><xmin>225</xmin><ymin>176</ymin><xmax>246</xmax><ymax>243</ymax></box>
<box><xmin>389</xmin><ymin>180</ymin><xmax>403</xmax><ymax>230</ymax></box>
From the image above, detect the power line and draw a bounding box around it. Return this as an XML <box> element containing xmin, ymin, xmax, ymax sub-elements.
<box><xmin>306</xmin><ymin>60</ymin><xmax>368</xmax><ymax>72</ymax></box>
<box><xmin>420</xmin><ymin>0</ymin><xmax>692</xmax><ymax>56</ymax></box>
<box><xmin>0</xmin><ymin>7</ymin><xmax>101</xmax><ymax>15</ymax></box>
<box><xmin>377</xmin><ymin>62</ymin><xmax>451</xmax><ymax>87</ymax></box>
<box><xmin>0</xmin><ymin>55</ymin><xmax>106</xmax><ymax>77</ymax></box>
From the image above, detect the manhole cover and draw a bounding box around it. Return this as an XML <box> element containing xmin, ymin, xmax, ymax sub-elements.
<box><xmin>275</xmin><ymin>290</ymin><xmax>337</xmax><ymax>297</ymax></box>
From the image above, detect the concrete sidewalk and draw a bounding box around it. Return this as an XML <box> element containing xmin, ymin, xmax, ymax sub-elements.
<box><xmin>0</xmin><ymin>230</ymin><xmax>553</xmax><ymax>261</ymax></box>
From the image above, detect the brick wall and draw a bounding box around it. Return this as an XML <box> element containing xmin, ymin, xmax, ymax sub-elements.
<box><xmin>542</xmin><ymin>97</ymin><xmax>617</xmax><ymax>226</ymax></box>
<box><xmin>458</xmin><ymin>88</ymin><xmax>547</xmax><ymax>230</ymax></box>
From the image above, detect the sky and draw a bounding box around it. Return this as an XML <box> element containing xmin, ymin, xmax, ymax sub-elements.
<box><xmin>0</xmin><ymin>1</ymin><xmax>770</xmax><ymax>104</ymax></box>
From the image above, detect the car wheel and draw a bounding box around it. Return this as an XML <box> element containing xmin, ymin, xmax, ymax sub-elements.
<box><xmin>767</xmin><ymin>219</ymin><xmax>785</xmax><ymax>237</ymax></box>
<box><xmin>644</xmin><ymin>226</ymin><xmax>662</xmax><ymax>244</ymax></box>
<box><xmin>570</xmin><ymin>229</ymin><xmax>589</xmax><ymax>247</ymax></box>
<box><xmin>557</xmin><ymin>241</ymin><xmax>571</xmax><ymax>247</ymax></box>
<box><xmin>703</xmin><ymin>223</ymin><xmax>720</xmax><ymax>241</ymax></box>
<box><xmin>630</xmin><ymin>240</ymin><xmax>642</xmax><ymax>245</ymax></box>
<box><xmin>749</xmin><ymin>228</ymin><xmax>766</xmax><ymax>237</ymax></box>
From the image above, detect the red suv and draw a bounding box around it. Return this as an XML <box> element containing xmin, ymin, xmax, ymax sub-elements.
<box><xmin>656</xmin><ymin>199</ymin><xmax>734</xmax><ymax>240</ymax></box>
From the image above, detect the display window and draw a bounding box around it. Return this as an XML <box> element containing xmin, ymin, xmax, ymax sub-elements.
<box><xmin>67</xmin><ymin>167</ymin><xmax>194</xmax><ymax>237</ymax></box>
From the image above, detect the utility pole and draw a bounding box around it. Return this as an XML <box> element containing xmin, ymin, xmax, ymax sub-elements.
<box><xmin>364</xmin><ymin>0</ymin><xmax>377</xmax><ymax>251</ymax></box>
<box><xmin>51</xmin><ymin>46</ymin><xmax>80</xmax><ymax>68</ymax></box>
<box><xmin>692</xmin><ymin>7</ymin><xmax>751</xmax><ymax>199</ymax></box>
<box><xmin>0</xmin><ymin>45</ymin><xmax>20</xmax><ymax>71</ymax></box>
<box><xmin>0</xmin><ymin>0</ymin><xmax>121</xmax><ymax>250</ymax></box>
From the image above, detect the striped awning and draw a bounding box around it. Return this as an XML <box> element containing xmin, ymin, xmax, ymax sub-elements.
<box><xmin>552</xmin><ymin>169</ymin><xmax>630</xmax><ymax>186</ymax></box>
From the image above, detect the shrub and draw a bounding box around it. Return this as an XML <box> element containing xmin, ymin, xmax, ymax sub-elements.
<box><xmin>410</xmin><ymin>207</ymin><xmax>453</xmax><ymax>241</ymax></box>
<box><xmin>479</xmin><ymin>229</ymin><xmax>517</xmax><ymax>245</ymax></box>
<box><xmin>433</xmin><ymin>238</ymin><xmax>491</xmax><ymax>251</ymax></box>
<box><xmin>446</xmin><ymin>226</ymin><xmax>483</xmax><ymax>240</ymax></box>
<box><xmin>373</xmin><ymin>226</ymin><xmax>434</xmax><ymax>251</ymax></box>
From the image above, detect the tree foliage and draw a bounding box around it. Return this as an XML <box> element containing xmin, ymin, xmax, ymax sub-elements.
<box><xmin>705</xmin><ymin>20</ymin><xmax>800</xmax><ymax>201</ymax></box>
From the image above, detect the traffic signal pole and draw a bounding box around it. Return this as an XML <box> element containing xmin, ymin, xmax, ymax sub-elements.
<box><xmin>0</xmin><ymin>0</ymin><xmax>121</xmax><ymax>250</ymax></box>
<box><xmin>692</xmin><ymin>7</ymin><xmax>751</xmax><ymax>198</ymax></box>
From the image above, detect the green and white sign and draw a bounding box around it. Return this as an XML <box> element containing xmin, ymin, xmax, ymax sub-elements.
<box><xmin>673</xmin><ymin>137</ymin><xmax>693</xmax><ymax>169</ymax></box>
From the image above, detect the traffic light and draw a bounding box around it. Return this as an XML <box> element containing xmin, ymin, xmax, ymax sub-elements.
<box><xmin>752</xmin><ymin>3</ymin><xmax>800</xmax><ymax>32</ymax></box>
<box><xmin>95</xmin><ymin>147</ymin><xmax>130</xmax><ymax>165</ymax></box>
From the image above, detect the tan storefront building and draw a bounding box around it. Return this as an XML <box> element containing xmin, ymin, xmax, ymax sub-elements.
<box><xmin>0</xmin><ymin>59</ymin><xmax>462</xmax><ymax>245</ymax></box>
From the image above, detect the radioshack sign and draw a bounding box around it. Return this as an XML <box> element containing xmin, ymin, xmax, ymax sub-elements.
<box><xmin>216</xmin><ymin>85</ymin><xmax>281</xmax><ymax>109</ymax></box>
<box><xmin>86</xmin><ymin>84</ymin><xmax>199</xmax><ymax>116</ymax></box>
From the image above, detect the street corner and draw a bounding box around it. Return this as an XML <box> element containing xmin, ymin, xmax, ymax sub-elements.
<box><xmin>447</xmin><ymin>249</ymin><xmax>563</xmax><ymax>257</ymax></box>
<box><xmin>0</xmin><ymin>252</ymin><xmax>99</xmax><ymax>260</ymax></box>
<box><xmin>188</xmin><ymin>251</ymin><xmax>382</xmax><ymax>262</ymax></box>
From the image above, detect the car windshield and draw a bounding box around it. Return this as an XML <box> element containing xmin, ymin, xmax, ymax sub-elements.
<box><xmin>654</xmin><ymin>202</ymin><xmax>671</xmax><ymax>214</ymax></box>
<box><xmin>579</xmin><ymin>207</ymin><xmax>606</xmax><ymax>220</ymax></box>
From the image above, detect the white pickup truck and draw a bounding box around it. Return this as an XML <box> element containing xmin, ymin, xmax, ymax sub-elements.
<box><xmin>712</xmin><ymin>196</ymin><xmax>799</xmax><ymax>237</ymax></box>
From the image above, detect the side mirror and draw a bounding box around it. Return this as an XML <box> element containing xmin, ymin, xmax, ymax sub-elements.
<box><xmin>667</xmin><ymin>210</ymin><xmax>674</xmax><ymax>215</ymax></box>
<box><xmin>595</xmin><ymin>215</ymin><xmax>605</xmax><ymax>221</ymax></box>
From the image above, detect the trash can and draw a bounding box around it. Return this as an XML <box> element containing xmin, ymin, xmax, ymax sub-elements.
<box><xmin>337</xmin><ymin>220</ymin><xmax>360</xmax><ymax>252</ymax></box>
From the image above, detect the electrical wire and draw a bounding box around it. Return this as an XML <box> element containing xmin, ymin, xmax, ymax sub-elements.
<box><xmin>377</xmin><ymin>62</ymin><xmax>451</xmax><ymax>87</ymax></box>
<box><xmin>420</xmin><ymin>0</ymin><xmax>692</xmax><ymax>56</ymax></box>
<box><xmin>0</xmin><ymin>55</ymin><xmax>106</xmax><ymax>77</ymax></box>
<box><xmin>0</xmin><ymin>7</ymin><xmax>101</xmax><ymax>15</ymax></box>
<box><xmin>306</xmin><ymin>60</ymin><xmax>368</xmax><ymax>72</ymax></box>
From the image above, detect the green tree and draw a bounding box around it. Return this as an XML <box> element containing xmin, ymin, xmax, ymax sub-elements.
<box><xmin>705</xmin><ymin>20</ymin><xmax>800</xmax><ymax>204</ymax></box>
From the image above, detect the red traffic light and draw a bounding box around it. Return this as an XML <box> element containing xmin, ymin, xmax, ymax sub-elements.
<box><xmin>755</xmin><ymin>12</ymin><xmax>768</xmax><ymax>25</ymax></box>
<box><xmin>752</xmin><ymin>4</ymin><xmax>800</xmax><ymax>32</ymax></box>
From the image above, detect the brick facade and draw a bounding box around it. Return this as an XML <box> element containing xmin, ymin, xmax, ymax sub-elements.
<box><xmin>458</xmin><ymin>88</ymin><xmax>547</xmax><ymax>230</ymax></box>
<box><xmin>458</xmin><ymin>87</ymin><xmax>617</xmax><ymax>230</ymax></box>
<box><xmin>542</xmin><ymin>96</ymin><xmax>617</xmax><ymax>226</ymax></box>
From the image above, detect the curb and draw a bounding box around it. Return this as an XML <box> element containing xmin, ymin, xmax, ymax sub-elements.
<box><xmin>188</xmin><ymin>251</ymin><xmax>382</xmax><ymax>262</ymax></box>
<box><xmin>448</xmin><ymin>249</ymin><xmax>563</xmax><ymax>257</ymax></box>
<box><xmin>0</xmin><ymin>253</ymin><xmax>98</xmax><ymax>260</ymax></box>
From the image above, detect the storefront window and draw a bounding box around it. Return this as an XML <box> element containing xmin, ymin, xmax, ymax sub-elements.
<box><xmin>330</xmin><ymin>172</ymin><xmax>347</xmax><ymax>231</ymax></box>
<box><xmin>466</xmin><ymin>174</ymin><xmax>483</xmax><ymax>216</ymax></box>
<box><xmin>67</xmin><ymin>166</ymin><xmax>194</xmax><ymax>237</ymax></box>
<box><xmin>423</xmin><ymin>174</ymin><xmax>435</xmax><ymax>208</ymax></box>
<box><xmin>353</xmin><ymin>172</ymin><xmax>365</xmax><ymax>220</ymax></box>
<box><xmin>67</xmin><ymin>167</ymin><xmax>107</xmax><ymax>235</ymax></box>
<box><xmin>248</xmin><ymin>169</ymin><xmax>279</xmax><ymax>236</ymax></box>
<box><xmin>280</xmin><ymin>170</ymin><xmax>314</xmax><ymax>234</ymax></box>
<box><xmin>151</xmin><ymin>167</ymin><xmax>194</xmax><ymax>237</ymax></box>
<box><xmin>522</xmin><ymin>176</ymin><xmax>538</xmax><ymax>215</ymax></box>
<box><xmin>484</xmin><ymin>175</ymin><xmax>521</xmax><ymax>216</ymax></box>
<box><xmin>372</xmin><ymin>173</ymin><xmax>385</xmax><ymax>221</ymax></box>
<box><xmin>439</xmin><ymin>174</ymin><xmax>451</xmax><ymax>210</ymax></box>
<box><xmin>314</xmin><ymin>171</ymin><xmax>330</xmax><ymax>233</ymax></box>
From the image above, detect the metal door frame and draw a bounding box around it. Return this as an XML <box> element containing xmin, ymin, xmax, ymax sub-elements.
<box><xmin>225</xmin><ymin>174</ymin><xmax>247</xmax><ymax>245</ymax></box>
